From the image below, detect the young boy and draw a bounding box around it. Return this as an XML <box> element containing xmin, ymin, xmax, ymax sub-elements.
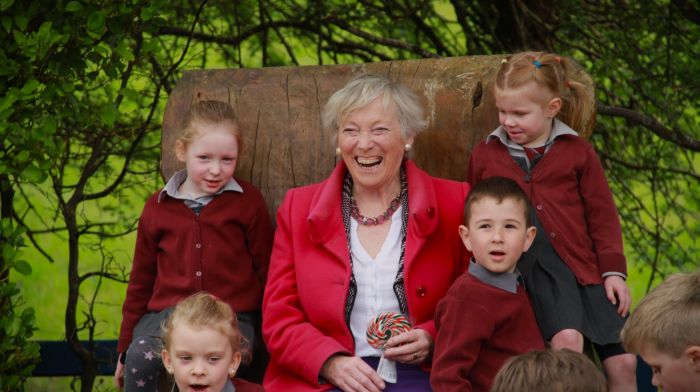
<box><xmin>621</xmin><ymin>270</ymin><xmax>700</xmax><ymax>392</ymax></box>
<box><xmin>431</xmin><ymin>176</ymin><xmax>545</xmax><ymax>392</ymax></box>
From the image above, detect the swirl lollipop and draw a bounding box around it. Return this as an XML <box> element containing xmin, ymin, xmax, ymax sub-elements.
<box><xmin>366</xmin><ymin>312</ymin><xmax>412</xmax><ymax>383</ymax></box>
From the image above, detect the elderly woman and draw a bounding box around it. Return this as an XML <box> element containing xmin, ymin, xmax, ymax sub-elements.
<box><xmin>262</xmin><ymin>74</ymin><xmax>470</xmax><ymax>391</ymax></box>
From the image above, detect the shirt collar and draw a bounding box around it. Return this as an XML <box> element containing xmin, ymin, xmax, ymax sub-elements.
<box><xmin>486</xmin><ymin>118</ymin><xmax>578</xmax><ymax>150</ymax></box>
<box><xmin>468</xmin><ymin>259</ymin><xmax>521</xmax><ymax>294</ymax></box>
<box><xmin>157</xmin><ymin>169</ymin><xmax>243</xmax><ymax>203</ymax></box>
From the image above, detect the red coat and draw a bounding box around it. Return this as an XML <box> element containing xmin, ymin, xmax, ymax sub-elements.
<box><xmin>262</xmin><ymin>160</ymin><xmax>470</xmax><ymax>391</ymax></box>
<box><xmin>117</xmin><ymin>179</ymin><xmax>274</xmax><ymax>352</ymax></box>
<box><xmin>467</xmin><ymin>135</ymin><xmax>626</xmax><ymax>285</ymax></box>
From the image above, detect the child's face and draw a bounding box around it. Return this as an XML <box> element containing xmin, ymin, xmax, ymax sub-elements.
<box><xmin>176</xmin><ymin>123</ymin><xmax>239</xmax><ymax>198</ymax></box>
<box><xmin>495</xmin><ymin>82</ymin><xmax>562</xmax><ymax>148</ymax></box>
<box><xmin>459</xmin><ymin>196</ymin><xmax>536</xmax><ymax>274</ymax></box>
<box><xmin>639</xmin><ymin>343</ymin><xmax>700</xmax><ymax>392</ymax></box>
<box><xmin>162</xmin><ymin>323</ymin><xmax>241</xmax><ymax>392</ymax></box>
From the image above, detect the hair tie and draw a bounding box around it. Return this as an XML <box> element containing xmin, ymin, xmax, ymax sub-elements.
<box><xmin>565</xmin><ymin>80</ymin><xmax>572</xmax><ymax>88</ymax></box>
<box><xmin>533</xmin><ymin>60</ymin><xmax>542</xmax><ymax>69</ymax></box>
<box><xmin>555</xmin><ymin>56</ymin><xmax>561</xmax><ymax>64</ymax></box>
<box><xmin>501</xmin><ymin>58</ymin><xmax>508</xmax><ymax>64</ymax></box>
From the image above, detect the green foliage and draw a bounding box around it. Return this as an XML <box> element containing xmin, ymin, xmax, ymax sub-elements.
<box><xmin>0</xmin><ymin>218</ymin><xmax>39</xmax><ymax>391</ymax></box>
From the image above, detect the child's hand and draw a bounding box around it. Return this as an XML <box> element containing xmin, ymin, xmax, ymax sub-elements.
<box><xmin>114</xmin><ymin>356</ymin><xmax>124</xmax><ymax>390</ymax></box>
<box><xmin>603</xmin><ymin>275</ymin><xmax>630</xmax><ymax>317</ymax></box>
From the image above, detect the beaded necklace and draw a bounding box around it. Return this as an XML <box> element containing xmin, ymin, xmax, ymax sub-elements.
<box><xmin>350</xmin><ymin>192</ymin><xmax>402</xmax><ymax>226</ymax></box>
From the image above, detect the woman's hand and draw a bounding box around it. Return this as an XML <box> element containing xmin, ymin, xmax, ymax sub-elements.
<box><xmin>321</xmin><ymin>354</ymin><xmax>386</xmax><ymax>392</ymax></box>
<box><xmin>604</xmin><ymin>275</ymin><xmax>630</xmax><ymax>317</ymax></box>
<box><xmin>383</xmin><ymin>328</ymin><xmax>433</xmax><ymax>364</ymax></box>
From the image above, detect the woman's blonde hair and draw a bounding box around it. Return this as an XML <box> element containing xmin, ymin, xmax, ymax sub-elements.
<box><xmin>496</xmin><ymin>51</ymin><xmax>595</xmax><ymax>132</ymax></box>
<box><xmin>177</xmin><ymin>100</ymin><xmax>242</xmax><ymax>151</ymax></box>
<box><xmin>322</xmin><ymin>74</ymin><xmax>428</xmax><ymax>142</ymax></box>
<box><xmin>161</xmin><ymin>292</ymin><xmax>249</xmax><ymax>361</ymax></box>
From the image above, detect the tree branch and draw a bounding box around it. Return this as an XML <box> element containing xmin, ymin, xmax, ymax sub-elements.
<box><xmin>597</xmin><ymin>104</ymin><xmax>700</xmax><ymax>151</ymax></box>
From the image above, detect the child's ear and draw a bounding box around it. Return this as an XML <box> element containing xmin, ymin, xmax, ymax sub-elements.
<box><xmin>458</xmin><ymin>225</ymin><xmax>472</xmax><ymax>251</ymax></box>
<box><xmin>175</xmin><ymin>140</ymin><xmax>187</xmax><ymax>162</ymax></box>
<box><xmin>162</xmin><ymin>349</ymin><xmax>172</xmax><ymax>370</ymax></box>
<box><xmin>229</xmin><ymin>351</ymin><xmax>242</xmax><ymax>378</ymax></box>
<box><xmin>546</xmin><ymin>97</ymin><xmax>562</xmax><ymax>118</ymax></box>
<box><xmin>523</xmin><ymin>226</ymin><xmax>537</xmax><ymax>252</ymax></box>
<box><xmin>687</xmin><ymin>346</ymin><xmax>700</xmax><ymax>372</ymax></box>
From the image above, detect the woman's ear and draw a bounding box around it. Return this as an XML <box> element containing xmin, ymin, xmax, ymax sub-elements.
<box><xmin>546</xmin><ymin>97</ymin><xmax>562</xmax><ymax>118</ymax></box>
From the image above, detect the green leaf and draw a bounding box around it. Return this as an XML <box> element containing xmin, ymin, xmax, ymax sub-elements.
<box><xmin>12</xmin><ymin>29</ymin><xmax>25</xmax><ymax>46</ymax></box>
<box><xmin>2</xmin><ymin>243</ymin><xmax>16</xmax><ymax>261</ymax></box>
<box><xmin>100</xmin><ymin>105</ymin><xmax>117</xmax><ymax>126</ymax></box>
<box><xmin>20</xmin><ymin>79</ymin><xmax>41</xmax><ymax>95</ymax></box>
<box><xmin>65</xmin><ymin>1</ymin><xmax>83</xmax><ymax>12</ymax></box>
<box><xmin>0</xmin><ymin>0</ymin><xmax>14</xmax><ymax>12</ymax></box>
<box><xmin>14</xmin><ymin>14</ymin><xmax>28</xmax><ymax>30</ymax></box>
<box><xmin>87</xmin><ymin>11</ymin><xmax>105</xmax><ymax>33</ymax></box>
<box><xmin>19</xmin><ymin>164</ymin><xmax>46</xmax><ymax>183</ymax></box>
<box><xmin>1</xmin><ymin>16</ymin><xmax>12</xmax><ymax>32</ymax></box>
<box><xmin>12</xmin><ymin>260</ymin><xmax>32</xmax><ymax>275</ymax></box>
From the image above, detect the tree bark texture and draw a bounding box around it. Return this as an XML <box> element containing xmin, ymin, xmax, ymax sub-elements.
<box><xmin>162</xmin><ymin>55</ymin><xmax>595</xmax><ymax>217</ymax></box>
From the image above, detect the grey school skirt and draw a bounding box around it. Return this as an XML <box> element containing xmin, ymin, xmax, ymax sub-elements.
<box><xmin>517</xmin><ymin>213</ymin><xmax>627</xmax><ymax>345</ymax></box>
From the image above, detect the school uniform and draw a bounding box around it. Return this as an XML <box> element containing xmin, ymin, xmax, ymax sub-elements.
<box><xmin>467</xmin><ymin>119</ymin><xmax>628</xmax><ymax>345</ymax></box>
<box><xmin>431</xmin><ymin>260</ymin><xmax>545</xmax><ymax>392</ymax></box>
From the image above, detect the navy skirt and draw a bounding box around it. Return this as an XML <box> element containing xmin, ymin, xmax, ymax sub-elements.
<box><xmin>518</xmin><ymin>211</ymin><xmax>627</xmax><ymax>345</ymax></box>
<box><xmin>328</xmin><ymin>356</ymin><xmax>432</xmax><ymax>391</ymax></box>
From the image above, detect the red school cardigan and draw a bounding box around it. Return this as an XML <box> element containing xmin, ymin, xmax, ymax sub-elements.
<box><xmin>467</xmin><ymin>135</ymin><xmax>626</xmax><ymax>285</ymax></box>
<box><xmin>117</xmin><ymin>179</ymin><xmax>274</xmax><ymax>352</ymax></box>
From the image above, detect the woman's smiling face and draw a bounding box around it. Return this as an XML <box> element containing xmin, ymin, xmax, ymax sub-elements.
<box><xmin>337</xmin><ymin>96</ymin><xmax>412</xmax><ymax>194</ymax></box>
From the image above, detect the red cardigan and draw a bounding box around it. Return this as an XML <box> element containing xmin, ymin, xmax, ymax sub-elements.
<box><xmin>117</xmin><ymin>179</ymin><xmax>274</xmax><ymax>352</ymax></box>
<box><xmin>431</xmin><ymin>272</ymin><xmax>545</xmax><ymax>392</ymax></box>
<box><xmin>467</xmin><ymin>135</ymin><xmax>626</xmax><ymax>285</ymax></box>
<box><xmin>262</xmin><ymin>160</ymin><xmax>470</xmax><ymax>391</ymax></box>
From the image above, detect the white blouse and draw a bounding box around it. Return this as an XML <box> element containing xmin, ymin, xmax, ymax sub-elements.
<box><xmin>349</xmin><ymin>206</ymin><xmax>403</xmax><ymax>357</ymax></box>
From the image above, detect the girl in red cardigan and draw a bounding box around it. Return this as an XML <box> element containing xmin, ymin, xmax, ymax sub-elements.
<box><xmin>467</xmin><ymin>52</ymin><xmax>637</xmax><ymax>391</ymax></box>
<box><xmin>114</xmin><ymin>101</ymin><xmax>273</xmax><ymax>391</ymax></box>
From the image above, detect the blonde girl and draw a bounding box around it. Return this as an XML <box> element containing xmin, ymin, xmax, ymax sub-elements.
<box><xmin>162</xmin><ymin>292</ymin><xmax>263</xmax><ymax>392</ymax></box>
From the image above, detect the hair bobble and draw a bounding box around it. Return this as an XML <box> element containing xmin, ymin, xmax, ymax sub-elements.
<box><xmin>565</xmin><ymin>80</ymin><xmax>572</xmax><ymax>88</ymax></box>
<box><xmin>501</xmin><ymin>58</ymin><xmax>508</xmax><ymax>64</ymax></box>
<box><xmin>533</xmin><ymin>60</ymin><xmax>542</xmax><ymax>69</ymax></box>
<box><xmin>555</xmin><ymin>56</ymin><xmax>561</xmax><ymax>64</ymax></box>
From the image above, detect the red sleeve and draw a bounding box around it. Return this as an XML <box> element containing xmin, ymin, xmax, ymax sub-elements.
<box><xmin>262</xmin><ymin>190</ymin><xmax>351</xmax><ymax>385</ymax></box>
<box><xmin>466</xmin><ymin>144</ymin><xmax>484</xmax><ymax>185</ymax></box>
<box><xmin>244</xmin><ymin>190</ymin><xmax>274</xmax><ymax>288</ymax></box>
<box><xmin>578</xmin><ymin>144</ymin><xmax>627</xmax><ymax>276</ymax></box>
<box><xmin>431</xmin><ymin>286</ymin><xmax>494</xmax><ymax>392</ymax></box>
<box><xmin>117</xmin><ymin>199</ymin><xmax>158</xmax><ymax>352</ymax></box>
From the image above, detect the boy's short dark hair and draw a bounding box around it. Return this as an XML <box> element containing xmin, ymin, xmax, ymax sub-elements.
<box><xmin>464</xmin><ymin>176</ymin><xmax>532</xmax><ymax>227</ymax></box>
